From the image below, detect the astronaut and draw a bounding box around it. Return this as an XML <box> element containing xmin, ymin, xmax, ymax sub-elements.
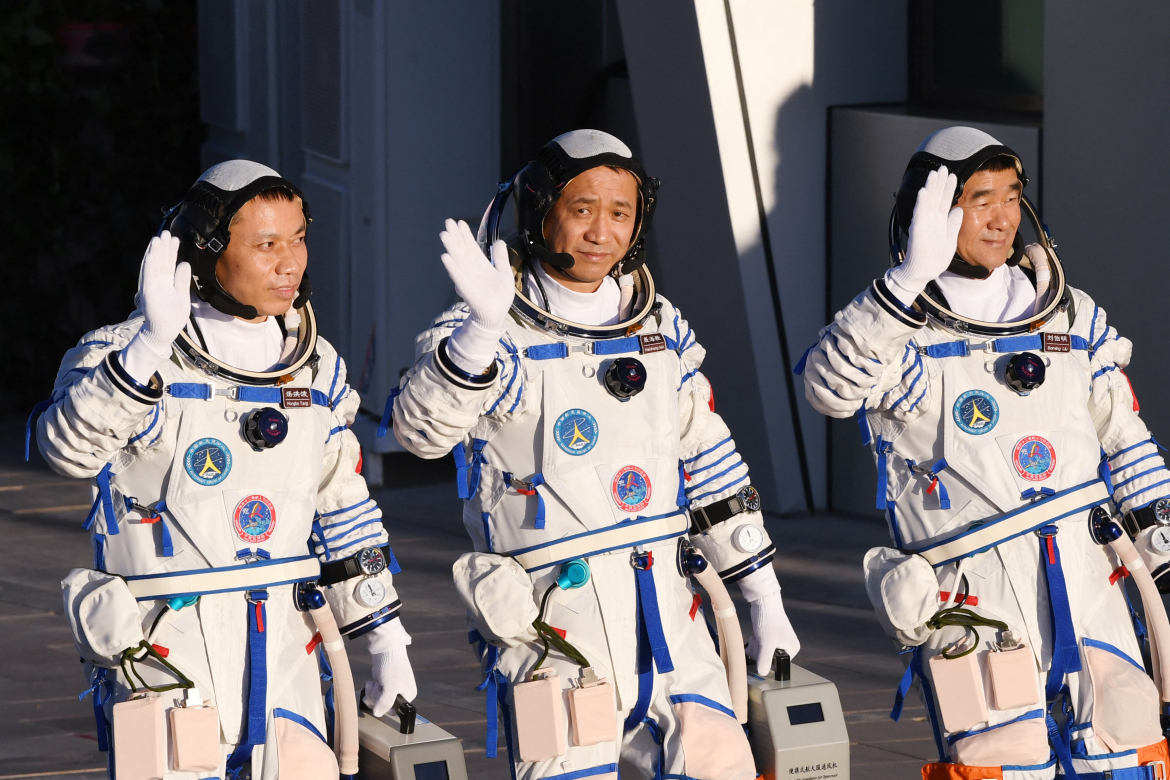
<box><xmin>802</xmin><ymin>127</ymin><xmax>1170</xmax><ymax>779</ymax></box>
<box><xmin>390</xmin><ymin>129</ymin><xmax>800</xmax><ymax>780</ymax></box>
<box><xmin>36</xmin><ymin>161</ymin><xmax>416</xmax><ymax>779</ymax></box>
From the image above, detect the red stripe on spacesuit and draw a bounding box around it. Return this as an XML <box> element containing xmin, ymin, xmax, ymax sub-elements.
<box><xmin>938</xmin><ymin>591</ymin><xmax>978</xmax><ymax>606</ymax></box>
<box><xmin>255</xmin><ymin>602</ymin><xmax>265</xmax><ymax>633</ymax></box>
<box><xmin>356</xmin><ymin>449</ymin><xmax>363</xmax><ymax>474</ymax></box>
<box><xmin>1120</xmin><ymin>369</ymin><xmax>1140</xmax><ymax>412</ymax></box>
<box><xmin>1046</xmin><ymin>536</ymin><xmax>1056</xmax><ymax>565</ymax></box>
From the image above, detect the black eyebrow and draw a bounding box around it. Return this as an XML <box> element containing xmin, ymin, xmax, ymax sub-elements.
<box><xmin>970</xmin><ymin>180</ymin><xmax>1022</xmax><ymax>200</ymax></box>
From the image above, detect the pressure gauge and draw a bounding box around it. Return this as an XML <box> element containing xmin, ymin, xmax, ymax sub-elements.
<box><xmin>1150</xmin><ymin>526</ymin><xmax>1170</xmax><ymax>555</ymax></box>
<box><xmin>354</xmin><ymin>578</ymin><xmax>387</xmax><ymax>608</ymax></box>
<box><xmin>732</xmin><ymin>524</ymin><xmax>765</xmax><ymax>554</ymax></box>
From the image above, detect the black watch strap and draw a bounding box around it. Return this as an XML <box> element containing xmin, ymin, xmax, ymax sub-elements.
<box><xmin>318</xmin><ymin>545</ymin><xmax>390</xmax><ymax>587</ymax></box>
<box><xmin>690</xmin><ymin>487</ymin><xmax>761</xmax><ymax>534</ymax></box>
<box><xmin>1122</xmin><ymin>498</ymin><xmax>1170</xmax><ymax>538</ymax></box>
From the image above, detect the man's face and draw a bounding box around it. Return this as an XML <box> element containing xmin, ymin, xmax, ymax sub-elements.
<box><xmin>216</xmin><ymin>195</ymin><xmax>307</xmax><ymax>320</ymax></box>
<box><xmin>954</xmin><ymin>168</ymin><xmax>1023</xmax><ymax>272</ymax></box>
<box><xmin>542</xmin><ymin>166</ymin><xmax>639</xmax><ymax>291</ymax></box>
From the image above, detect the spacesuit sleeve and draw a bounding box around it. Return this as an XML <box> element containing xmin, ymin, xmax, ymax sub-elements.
<box><xmin>37</xmin><ymin>321</ymin><xmax>169</xmax><ymax>479</ymax></box>
<box><xmin>392</xmin><ymin>304</ymin><xmax>524</xmax><ymax>458</ymax></box>
<box><xmin>1079</xmin><ymin>295</ymin><xmax>1170</xmax><ymax>514</ymax></box>
<box><xmin>667</xmin><ymin>302</ymin><xmax>771</xmax><ymax>582</ymax></box>
<box><xmin>802</xmin><ymin>280</ymin><xmax>931</xmax><ymax>422</ymax></box>
<box><xmin>310</xmin><ymin>350</ymin><xmax>402</xmax><ymax>638</ymax></box>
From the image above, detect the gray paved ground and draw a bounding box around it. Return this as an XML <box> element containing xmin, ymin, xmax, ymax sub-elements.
<box><xmin>0</xmin><ymin>419</ymin><xmax>934</xmax><ymax>779</ymax></box>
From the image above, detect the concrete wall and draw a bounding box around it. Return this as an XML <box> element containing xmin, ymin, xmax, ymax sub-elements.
<box><xmin>1044</xmin><ymin>2</ymin><xmax>1170</xmax><ymax>445</ymax></box>
<box><xmin>617</xmin><ymin>0</ymin><xmax>906</xmax><ymax>513</ymax></box>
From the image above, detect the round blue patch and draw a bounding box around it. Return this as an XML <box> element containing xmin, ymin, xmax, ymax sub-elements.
<box><xmin>554</xmin><ymin>409</ymin><xmax>599</xmax><ymax>456</ymax></box>
<box><xmin>953</xmin><ymin>390</ymin><xmax>999</xmax><ymax>435</ymax></box>
<box><xmin>184</xmin><ymin>438</ymin><xmax>232</xmax><ymax>486</ymax></box>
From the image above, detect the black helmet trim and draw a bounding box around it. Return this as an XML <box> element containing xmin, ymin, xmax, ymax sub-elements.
<box><xmin>513</xmin><ymin>139</ymin><xmax>660</xmax><ymax>276</ymax></box>
<box><xmin>888</xmin><ymin>194</ymin><xmax>1068</xmax><ymax>337</ymax></box>
<box><xmin>162</xmin><ymin>174</ymin><xmax>312</xmax><ymax>319</ymax></box>
<box><xmin>173</xmin><ymin>300</ymin><xmax>319</xmax><ymax>385</ymax></box>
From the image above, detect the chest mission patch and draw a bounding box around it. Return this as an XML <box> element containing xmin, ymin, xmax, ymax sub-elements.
<box><xmin>953</xmin><ymin>390</ymin><xmax>1000</xmax><ymax>435</ymax></box>
<box><xmin>554</xmin><ymin>409</ymin><xmax>599</xmax><ymax>456</ymax></box>
<box><xmin>184</xmin><ymin>438</ymin><xmax>232</xmax><ymax>486</ymax></box>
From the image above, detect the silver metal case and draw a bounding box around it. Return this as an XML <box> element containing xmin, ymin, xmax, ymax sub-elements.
<box><xmin>356</xmin><ymin>697</ymin><xmax>469</xmax><ymax>780</ymax></box>
<box><xmin>747</xmin><ymin>663</ymin><xmax>850</xmax><ymax>780</ymax></box>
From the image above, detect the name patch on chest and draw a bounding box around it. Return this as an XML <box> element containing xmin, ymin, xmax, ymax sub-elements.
<box><xmin>233</xmin><ymin>495</ymin><xmax>277</xmax><ymax>543</ymax></box>
<box><xmin>555</xmin><ymin>409</ymin><xmax>599</xmax><ymax>456</ymax></box>
<box><xmin>639</xmin><ymin>333</ymin><xmax>667</xmax><ymax>354</ymax></box>
<box><xmin>612</xmin><ymin>465</ymin><xmax>652</xmax><ymax>513</ymax></box>
<box><xmin>953</xmin><ymin>390</ymin><xmax>1000</xmax><ymax>435</ymax></box>
<box><xmin>281</xmin><ymin>387</ymin><xmax>313</xmax><ymax>409</ymax></box>
<box><xmin>1013</xmin><ymin>436</ymin><xmax>1056</xmax><ymax>481</ymax></box>
<box><xmin>1043</xmin><ymin>333</ymin><xmax>1071</xmax><ymax>353</ymax></box>
<box><xmin>184</xmin><ymin>438</ymin><xmax>232</xmax><ymax>486</ymax></box>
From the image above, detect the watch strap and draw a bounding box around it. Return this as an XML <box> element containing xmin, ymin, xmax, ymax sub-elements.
<box><xmin>690</xmin><ymin>494</ymin><xmax>746</xmax><ymax>534</ymax></box>
<box><xmin>318</xmin><ymin>545</ymin><xmax>390</xmax><ymax>587</ymax></box>
<box><xmin>1123</xmin><ymin>504</ymin><xmax>1160</xmax><ymax>538</ymax></box>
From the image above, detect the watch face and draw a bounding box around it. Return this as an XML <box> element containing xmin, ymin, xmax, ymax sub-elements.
<box><xmin>355</xmin><ymin>578</ymin><xmax>387</xmax><ymax>608</ymax></box>
<box><xmin>732</xmin><ymin>524</ymin><xmax>765</xmax><ymax>554</ymax></box>
<box><xmin>1154</xmin><ymin>498</ymin><xmax>1170</xmax><ymax>525</ymax></box>
<box><xmin>738</xmin><ymin>486</ymin><xmax>762</xmax><ymax>513</ymax></box>
<box><xmin>357</xmin><ymin>547</ymin><xmax>387</xmax><ymax>576</ymax></box>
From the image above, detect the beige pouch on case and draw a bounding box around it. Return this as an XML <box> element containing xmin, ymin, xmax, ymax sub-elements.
<box><xmin>114</xmin><ymin>694</ymin><xmax>166</xmax><ymax>780</ymax></box>
<box><xmin>987</xmin><ymin>639</ymin><xmax>1041</xmax><ymax>710</ymax></box>
<box><xmin>168</xmin><ymin>689</ymin><xmax>221</xmax><ymax>772</ymax></box>
<box><xmin>929</xmin><ymin>648</ymin><xmax>989</xmax><ymax>733</ymax></box>
<box><xmin>513</xmin><ymin>669</ymin><xmax>566</xmax><ymax>762</ymax></box>
<box><xmin>568</xmin><ymin>668</ymin><xmax>616</xmax><ymax>747</ymax></box>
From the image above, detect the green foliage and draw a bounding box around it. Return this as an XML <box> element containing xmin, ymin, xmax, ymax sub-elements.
<box><xmin>0</xmin><ymin>1</ymin><xmax>204</xmax><ymax>410</ymax></box>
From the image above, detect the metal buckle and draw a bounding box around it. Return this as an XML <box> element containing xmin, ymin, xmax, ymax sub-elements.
<box><xmin>245</xmin><ymin>589</ymin><xmax>268</xmax><ymax>604</ymax></box>
<box><xmin>631</xmin><ymin>547</ymin><xmax>651</xmax><ymax>570</ymax></box>
<box><xmin>1147</xmin><ymin>760</ymin><xmax>1165</xmax><ymax>780</ymax></box>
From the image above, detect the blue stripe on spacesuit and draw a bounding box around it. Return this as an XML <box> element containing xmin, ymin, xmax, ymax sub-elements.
<box><xmin>1082</xmin><ymin>637</ymin><xmax>1145</xmax><ymax>672</ymax></box>
<box><xmin>687</xmin><ymin>475</ymin><xmax>749</xmax><ymax>505</ymax></box>
<box><xmin>684</xmin><ymin>437</ymin><xmax>732</xmax><ymax>465</ymax></box>
<box><xmin>667</xmin><ymin>694</ymin><xmax>735</xmax><ymax>719</ymax></box>
<box><xmin>687</xmin><ymin>448</ymin><xmax>736</xmax><ymax>478</ymax></box>
<box><xmin>331</xmin><ymin>532</ymin><xmax>385</xmax><ymax>555</ymax></box>
<box><xmin>128</xmin><ymin>406</ymin><xmax>161</xmax><ymax>444</ymax></box>
<box><xmin>319</xmin><ymin>498</ymin><xmax>373</xmax><ymax>518</ymax></box>
<box><xmin>327</xmin><ymin>354</ymin><xmax>342</xmax><ymax>403</ymax></box>
<box><xmin>1110</xmin><ymin>451</ymin><xmax>1161</xmax><ymax>475</ymax></box>
<box><xmin>947</xmin><ymin>708</ymin><xmax>1044</xmax><ymax>745</ymax></box>
<box><xmin>541</xmin><ymin>764</ymin><xmax>621</xmax><ymax>780</ymax></box>
<box><xmin>273</xmin><ymin>708</ymin><xmax>327</xmax><ymax>743</ymax></box>
<box><xmin>1111</xmin><ymin>465</ymin><xmax>1169</xmax><ymax>492</ymax></box>
<box><xmin>684</xmin><ymin>457</ymin><xmax>744</xmax><ymax>495</ymax></box>
<box><xmin>24</xmin><ymin>398</ymin><xmax>52</xmax><ymax>461</ymax></box>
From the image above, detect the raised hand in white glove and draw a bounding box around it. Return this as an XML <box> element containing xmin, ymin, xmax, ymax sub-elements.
<box><xmin>363</xmin><ymin>618</ymin><xmax>418</xmax><ymax>717</ymax></box>
<box><xmin>738</xmin><ymin>565</ymin><xmax>801</xmax><ymax>675</ymax></box>
<box><xmin>120</xmin><ymin>231</ymin><xmax>192</xmax><ymax>385</ymax></box>
<box><xmin>440</xmin><ymin>219</ymin><xmax>515</xmax><ymax>375</ymax></box>
<box><xmin>885</xmin><ymin>165</ymin><xmax>964</xmax><ymax>308</ymax></box>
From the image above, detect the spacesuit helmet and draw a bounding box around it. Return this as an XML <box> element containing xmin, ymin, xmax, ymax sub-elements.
<box><xmin>478</xmin><ymin>129</ymin><xmax>662</xmax><ymax>337</ymax></box>
<box><xmin>161</xmin><ymin>160</ymin><xmax>312</xmax><ymax>320</ymax></box>
<box><xmin>889</xmin><ymin>126</ymin><xmax>1067</xmax><ymax>335</ymax></box>
<box><xmin>148</xmin><ymin>160</ymin><xmax>319</xmax><ymax>384</ymax></box>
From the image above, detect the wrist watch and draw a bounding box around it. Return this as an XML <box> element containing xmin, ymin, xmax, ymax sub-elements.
<box><xmin>1121</xmin><ymin>497</ymin><xmax>1170</xmax><ymax>538</ymax></box>
<box><xmin>690</xmin><ymin>486</ymin><xmax>761</xmax><ymax>534</ymax></box>
<box><xmin>318</xmin><ymin>545</ymin><xmax>389</xmax><ymax>587</ymax></box>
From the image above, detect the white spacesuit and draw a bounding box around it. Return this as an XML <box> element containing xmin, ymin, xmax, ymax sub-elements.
<box><xmin>802</xmin><ymin>128</ymin><xmax>1170</xmax><ymax>779</ymax></box>
<box><xmin>390</xmin><ymin>130</ymin><xmax>799</xmax><ymax>780</ymax></box>
<box><xmin>36</xmin><ymin>161</ymin><xmax>414</xmax><ymax>779</ymax></box>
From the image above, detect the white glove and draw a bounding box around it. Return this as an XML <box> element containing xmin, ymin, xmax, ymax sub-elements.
<box><xmin>738</xmin><ymin>565</ymin><xmax>801</xmax><ymax>674</ymax></box>
<box><xmin>120</xmin><ymin>231</ymin><xmax>192</xmax><ymax>385</ymax></box>
<box><xmin>440</xmin><ymin>219</ymin><xmax>515</xmax><ymax>375</ymax></box>
<box><xmin>885</xmin><ymin>166</ymin><xmax>964</xmax><ymax>307</ymax></box>
<box><xmin>363</xmin><ymin>619</ymin><xmax>418</xmax><ymax>717</ymax></box>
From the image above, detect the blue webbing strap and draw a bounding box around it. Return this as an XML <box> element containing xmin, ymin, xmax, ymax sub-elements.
<box><xmin>92</xmin><ymin>533</ymin><xmax>106</xmax><ymax>571</ymax></box>
<box><xmin>481</xmin><ymin>512</ymin><xmax>493</xmax><ymax>552</ymax></box>
<box><xmin>470</xmin><ymin>631</ymin><xmax>517</xmax><ymax>776</ymax></box>
<box><xmin>633</xmin><ymin>552</ymin><xmax>673</xmax><ymax>674</ymax></box>
<box><xmin>889</xmin><ymin>647</ymin><xmax>947</xmax><ymax>761</ymax></box>
<box><xmin>922</xmin><ymin>334</ymin><xmax>1093</xmax><ymax>360</ymax></box>
<box><xmin>928</xmin><ymin>459</ymin><xmax>951</xmax><ymax>510</ymax></box>
<box><xmin>529</xmin><ymin>473</ymin><xmax>547</xmax><ymax>529</ymax></box>
<box><xmin>858</xmin><ymin>403</ymin><xmax>872</xmax><ymax>446</ymax></box>
<box><xmin>676</xmin><ymin>461</ymin><xmax>687</xmax><ymax>507</ymax></box>
<box><xmin>592</xmin><ymin>336</ymin><xmax>642</xmax><ymax>355</ymax></box>
<box><xmin>875</xmin><ymin>437</ymin><xmax>893</xmax><ymax>510</ymax></box>
<box><xmin>376</xmin><ymin>387</ymin><xmax>401</xmax><ymax>438</ymax></box>
<box><xmin>226</xmin><ymin>590</ymin><xmax>269</xmax><ymax>779</ymax></box>
<box><xmin>168</xmin><ymin>383</ymin><xmax>331</xmax><ymax>407</ymax></box>
<box><xmin>468</xmin><ymin>439</ymin><xmax>488</xmax><ymax>496</ymax></box>
<box><xmin>454</xmin><ymin>440</ymin><xmax>490</xmax><ymax>500</ymax></box>
<box><xmin>623</xmin><ymin>582</ymin><xmax>656</xmax><ymax>733</ymax></box>
<box><xmin>82</xmin><ymin>464</ymin><xmax>118</xmax><ymax>536</ymax></box>
<box><xmin>79</xmin><ymin>666</ymin><xmax>114</xmax><ymax>754</ymax></box>
<box><xmin>453</xmin><ymin>442</ymin><xmax>469</xmax><ymax>498</ymax></box>
<box><xmin>641</xmin><ymin>717</ymin><xmax>666</xmax><ymax>780</ymax></box>
<box><xmin>155</xmin><ymin>500</ymin><xmax>173</xmax><ymax>557</ymax></box>
<box><xmin>24</xmin><ymin>399</ymin><xmax>51</xmax><ymax>461</ymax></box>
<box><xmin>1038</xmin><ymin>525</ymin><xmax>1082</xmax><ymax>780</ymax></box>
<box><xmin>316</xmin><ymin>644</ymin><xmax>335</xmax><ymax>746</ymax></box>
<box><xmin>525</xmin><ymin>343</ymin><xmax>569</xmax><ymax>360</ymax></box>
